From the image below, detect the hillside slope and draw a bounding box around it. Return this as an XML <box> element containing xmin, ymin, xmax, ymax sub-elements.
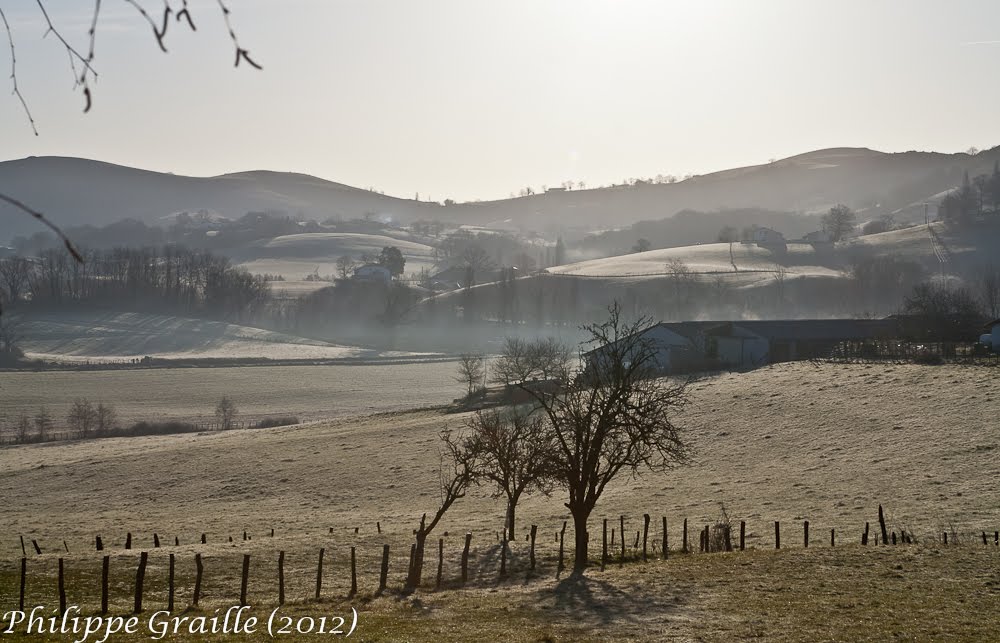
<box><xmin>3</xmin><ymin>147</ymin><xmax>998</xmax><ymax>239</ymax></box>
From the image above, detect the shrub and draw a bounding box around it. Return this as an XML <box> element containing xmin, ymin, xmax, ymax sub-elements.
<box><xmin>914</xmin><ymin>350</ymin><xmax>944</xmax><ymax>365</ymax></box>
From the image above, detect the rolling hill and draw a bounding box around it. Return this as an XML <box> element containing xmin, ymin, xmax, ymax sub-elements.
<box><xmin>12</xmin><ymin>311</ymin><xmax>436</xmax><ymax>362</ymax></box>
<box><xmin>3</xmin><ymin>146</ymin><xmax>998</xmax><ymax>241</ymax></box>
<box><xmin>235</xmin><ymin>232</ymin><xmax>438</xmax><ymax>280</ymax></box>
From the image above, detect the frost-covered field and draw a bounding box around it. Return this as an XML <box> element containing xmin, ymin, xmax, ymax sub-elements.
<box><xmin>0</xmin><ymin>360</ymin><xmax>459</xmax><ymax>429</ymax></box>
<box><xmin>238</xmin><ymin>232</ymin><xmax>437</xmax><ymax>280</ymax></box>
<box><xmin>546</xmin><ymin>241</ymin><xmax>842</xmax><ymax>282</ymax></box>
<box><xmin>14</xmin><ymin>311</ymin><xmax>435</xmax><ymax>362</ymax></box>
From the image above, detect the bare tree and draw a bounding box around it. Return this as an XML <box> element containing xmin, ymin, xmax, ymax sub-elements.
<box><xmin>335</xmin><ymin>255</ymin><xmax>358</xmax><ymax>280</ymax></box>
<box><xmin>522</xmin><ymin>303</ymin><xmax>690</xmax><ymax>572</ymax></box>
<box><xmin>406</xmin><ymin>431</ymin><xmax>477</xmax><ymax>589</ymax></box>
<box><xmin>461</xmin><ymin>407</ymin><xmax>553</xmax><ymax>536</ymax></box>
<box><xmin>455</xmin><ymin>353</ymin><xmax>486</xmax><ymax>397</ymax></box>
<box><xmin>95</xmin><ymin>402</ymin><xmax>117</xmax><ymax>436</ymax></box>
<box><xmin>14</xmin><ymin>411</ymin><xmax>32</xmax><ymax>444</ymax></box>
<box><xmin>215</xmin><ymin>395</ymin><xmax>238</xmax><ymax>430</ymax></box>
<box><xmin>67</xmin><ymin>398</ymin><xmax>97</xmax><ymax>439</ymax></box>
<box><xmin>821</xmin><ymin>204</ymin><xmax>857</xmax><ymax>242</ymax></box>
<box><xmin>34</xmin><ymin>407</ymin><xmax>53</xmax><ymax>441</ymax></box>
<box><xmin>490</xmin><ymin>337</ymin><xmax>536</xmax><ymax>385</ymax></box>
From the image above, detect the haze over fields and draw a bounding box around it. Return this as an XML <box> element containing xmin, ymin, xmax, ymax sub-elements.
<box><xmin>3</xmin><ymin>147</ymin><xmax>1000</xmax><ymax>239</ymax></box>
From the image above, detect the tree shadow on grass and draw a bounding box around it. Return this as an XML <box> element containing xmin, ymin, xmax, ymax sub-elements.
<box><xmin>539</xmin><ymin>568</ymin><xmax>689</xmax><ymax>628</ymax></box>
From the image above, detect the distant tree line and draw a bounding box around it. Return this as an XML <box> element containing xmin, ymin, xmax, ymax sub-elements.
<box><xmin>0</xmin><ymin>246</ymin><xmax>269</xmax><ymax>322</ymax></box>
<box><xmin>939</xmin><ymin>163</ymin><xmax>1000</xmax><ymax>225</ymax></box>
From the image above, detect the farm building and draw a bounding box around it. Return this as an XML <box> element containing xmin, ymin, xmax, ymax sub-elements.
<box><xmin>585</xmin><ymin>318</ymin><xmax>902</xmax><ymax>374</ymax></box>
<box><xmin>352</xmin><ymin>264</ymin><xmax>392</xmax><ymax>283</ymax></box>
<box><xmin>753</xmin><ymin>227</ymin><xmax>786</xmax><ymax>246</ymax></box>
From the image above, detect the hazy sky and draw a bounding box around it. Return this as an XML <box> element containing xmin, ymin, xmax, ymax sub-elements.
<box><xmin>2</xmin><ymin>0</ymin><xmax>999</xmax><ymax>201</ymax></box>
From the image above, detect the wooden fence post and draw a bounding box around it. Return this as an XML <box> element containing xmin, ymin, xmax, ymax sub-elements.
<box><xmin>619</xmin><ymin>516</ymin><xmax>626</xmax><ymax>565</ymax></box>
<box><xmin>724</xmin><ymin>525</ymin><xmax>732</xmax><ymax>552</ymax></box>
<box><xmin>878</xmin><ymin>505</ymin><xmax>888</xmax><ymax>546</ymax></box>
<box><xmin>601</xmin><ymin>519</ymin><xmax>608</xmax><ymax>571</ymax></box>
<box><xmin>315</xmin><ymin>548</ymin><xmax>325</xmax><ymax>600</ymax></box>
<box><xmin>461</xmin><ymin>533</ymin><xmax>472</xmax><ymax>584</ymax></box>
<box><xmin>125</xmin><ymin>533</ymin><xmax>132</xmax><ymax>550</ymax></box>
<box><xmin>168</xmin><ymin>553</ymin><xmax>175</xmax><ymax>612</ymax></box>
<box><xmin>19</xmin><ymin>558</ymin><xmax>26</xmax><ymax>611</ymax></box>
<box><xmin>863</xmin><ymin>522</ymin><xmax>869</xmax><ymax>546</ymax></box>
<box><xmin>943</xmin><ymin>532</ymin><xmax>948</xmax><ymax>545</ymax></box>
<box><xmin>175</xmin><ymin>536</ymin><xmax>179</xmax><ymax>546</ymax></box>
<box><xmin>240</xmin><ymin>554</ymin><xmax>251</xmax><ymax>606</ymax></box>
<box><xmin>831</xmin><ymin>528</ymin><xmax>836</xmax><ymax>547</ymax></box>
<box><xmin>32</xmin><ymin>539</ymin><xmax>41</xmax><ymax>555</ymax></box>
<box><xmin>662</xmin><ymin>517</ymin><xmax>668</xmax><ymax>560</ymax></box>
<box><xmin>20</xmin><ymin>535</ymin><xmax>26</xmax><ymax>557</ymax></box>
<box><xmin>58</xmin><ymin>558</ymin><xmax>66</xmax><ymax>615</ymax></box>
<box><xmin>278</xmin><ymin>551</ymin><xmax>285</xmax><ymax>606</ymax></box>
<box><xmin>201</xmin><ymin>533</ymin><xmax>207</xmax><ymax>544</ymax></box>
<box><xmin>134</xmin><ymin>551</ymin><xmax>148</xmax><ymax>613</ymax></box>
<box><xmin>154</xmin><ymin>533</ymin><xmax>160</xmax><ymax>548</ymax></box>
<box><xmin>774</xmin><ymin>521</ymin><xmax>780</xmax><ymax>550</ymax></box>
<box><xmin>378</xmin><ymin>544</ymin><xmax>390</xmax><ymax>595</ymax></box>
<box><xmin>983</xmin><ymin>531</ymin><xmax>988</xmax><ymax>546</ymax></box>
<box><xmin>499</xmin><ymin>538</ymin><xmax>508</xmax><ymax>577</ymax></box>
<box><xmin>804</xmin><ymin>521</ymin><xmax>809</xmax><ymax>548</ymax></box>
<box><xmin>558</xmin><ymin>522</ymin><xmax>566</xmax><ymax>574</ymax></box>
<box><xmin>642</xmin><ymin>514</ymin><xmax>650</xmax><ymax>561</ymax></box>
<box><xmin>529</xmin><ymin>525</ymin><xmax>537</xmax><ymax>572</ymax></box>
<box><xmin>96</xmin><ymin>535</ymin><xmax>103</xmax><ymax>551</ymax></box>
<box><xmin>377</xmin><ymin>522</ymin><xmax>381</xmax><ymax>534</ymax></box>
<box><xmin>193</xmin><ymin>554</ymin><xmax>203</xmax><ymax>607</ymax></box>
<box><xmin>682</xmin><ymin>519</ymin><xmax>688</xmax><ymax>553</ymax></box>
<box><xmin>434</xmin><ymin>541</ymin><xmax>442</xmax><ymax>590</ymax></box>
<box><xmin>101</xmin><ymin>556</ymin><xmax>109</xmax><ymax>615</ymax></box>
<box><xmin>740</xmin><ymin>521</ymin><xmax>746</xmax><ymax>551</ymax></box>
<box><xmin>995</xmin><ymin>531</ymin><xmax>999</xmax><ymax>546</ymax></box>
<box><xmin>352</xmin><ymin>546</ymin><xmax>359</xmax><ymax>596</ymax></box>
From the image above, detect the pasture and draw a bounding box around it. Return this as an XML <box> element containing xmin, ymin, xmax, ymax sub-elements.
<box><xmin>2</xmin><ymin>361</ymin><xmax>998</xmax><ymax>639</ymax></box>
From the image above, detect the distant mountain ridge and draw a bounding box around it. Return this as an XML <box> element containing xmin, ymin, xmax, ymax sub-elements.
<box><xmin>2</xmin><ymin>146</ymin><xmax>998</xmax><ymax>242</ymax></box>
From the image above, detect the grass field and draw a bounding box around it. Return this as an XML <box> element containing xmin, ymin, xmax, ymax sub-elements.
<box><xmin>2</xmin><ymin>361</ymin><xmax>998</xmax><ymax>639</ymax></box>
<box><xmin>1</xmin><ymin>542</ymin><xmax>997</xmax><ymax>641</ymax></box>
<box><xmin>0</xmin><ymin>361</ymin><xmax>459</xmax><ymax>430</ymax></box>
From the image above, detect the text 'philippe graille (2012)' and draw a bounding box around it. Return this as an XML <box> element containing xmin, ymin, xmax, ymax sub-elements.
<box><xmin>3</xmin><ymin>605</ymin><xmax>359</xmax><ymax>641</ymax></box>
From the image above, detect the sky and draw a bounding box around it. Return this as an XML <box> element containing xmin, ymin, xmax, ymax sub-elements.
<box><xmin>2</xmin><ymin>0</ymin><xmax>999</xmax><ymax>202</ymax></box>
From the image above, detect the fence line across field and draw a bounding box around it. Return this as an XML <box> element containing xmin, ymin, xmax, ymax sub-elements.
<box><xmin>6</xmin><ymin>507</ymin><xmax>998</xmax><ymax>614</ymax></box>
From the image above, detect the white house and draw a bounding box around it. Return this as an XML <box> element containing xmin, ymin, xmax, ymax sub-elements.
<box><xmin>754</xmin><ymin>227</ymin><xmax>785</xmax><ymax>245</ymax></box>
<box><xmin>352</xmin><ymin>264</ymin><xmax>392</xmax><ymax>283</ymax></box>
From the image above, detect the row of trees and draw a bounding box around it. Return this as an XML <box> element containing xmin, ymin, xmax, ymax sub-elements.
<box><xmin>0</xmin><ymin>246</ymin><xmax>270</xmax><ymax>322</ymax></box>
<box><xmin>940</xmin><ymin>163</ymin><xmax>1000</xmax><ymax>225</ymax></box>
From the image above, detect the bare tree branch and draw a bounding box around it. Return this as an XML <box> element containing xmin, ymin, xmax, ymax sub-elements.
<box><xmin>0</xmin><ymin>7</ymin><xmax>37</xmax><ymax>134</ymax></box>
<box><xmin>216</xmin><ymin>0</ymin><xmax>261</xmax><ymax>69</ymax></box>
<box><xmin>0</xmin><ymin>193</ymin><xmax>83</xmax><ymax>263</ymax></box>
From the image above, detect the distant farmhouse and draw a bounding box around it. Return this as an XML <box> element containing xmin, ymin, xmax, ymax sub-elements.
<box><xmin>586</xmin><ymin>318</ymin><xmax>901</xmax><ymax>374</ymax></box>
<box><xmin>753</xmin><ymin>227</ymin><xmax>786</xmax><ymax>246</ymax></box>
<box><xmin>352</xmin><ymin>264</ymin><xmax>392</xmax><ymax>283</ymax></box>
